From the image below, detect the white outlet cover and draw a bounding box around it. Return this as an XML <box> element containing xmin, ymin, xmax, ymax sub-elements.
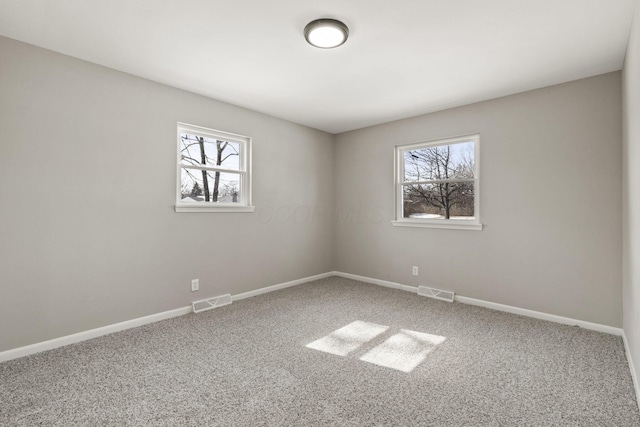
<box><xmin>191</xmin><ymin>279</ymin><xmax>199</xmax><ymax>292</ymax></box>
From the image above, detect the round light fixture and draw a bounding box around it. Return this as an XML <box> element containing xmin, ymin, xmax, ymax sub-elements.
<box><xmin>304</xmin><ymin>19</ymin><xmax>349</xmax><ymax>49</ymax></box>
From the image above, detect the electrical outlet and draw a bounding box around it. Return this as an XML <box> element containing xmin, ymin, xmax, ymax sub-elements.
<box><xmin>412</xmin><ymin>266</ymin><xmax>419</xmax><ymax>276</ymax></box>
<box><xmin>191</xmin><ymin>279</ymin><xmax>199</xmax><ymax>292</ymax></box>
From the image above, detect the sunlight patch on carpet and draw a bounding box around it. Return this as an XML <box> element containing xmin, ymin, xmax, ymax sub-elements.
<box><xmin>360</xmin><ymin>329</ymin><xmax>446</xmax><ymax>372</ymax></box>
<box><xmin>306</xmin><ymin>321</ymin><xmax>445</xmax><ymax>372</ymax></box>
<box><xmin>305</xmin><ymin>320</ymin><xmax>388</xmax><ymax>356</ymax></box>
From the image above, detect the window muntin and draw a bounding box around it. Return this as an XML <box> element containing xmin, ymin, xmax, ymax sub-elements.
<box><xmin>394</xmin><ymin>135</ymin><xmax>481</xmax><ymax>230</ymax></box>
<box><xmin>176</xmin><ymin>123</ymin><xmax>253</xmax><ymax>212</ymax></box>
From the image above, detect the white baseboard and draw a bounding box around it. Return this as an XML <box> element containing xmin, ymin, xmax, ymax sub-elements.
<box><xmin>1</xmin><ymin>271</ymin><xmax>625</xmax><ymax>364</ymax></box>
<box><xmin>456</xmin><ymin>295</ymin><xmax>622</xmax><ymax>336</ymax></box>
<box><xmin>333</xmin><ymin>271</ymin><xmax>623</xmax><ymax>336</ymax></box>
<box><xmin>232</xmin><ymin>272</ymin><xmax>334</xmax><ymax>301</ymax></box>
<box><xmin>0</xmin><ymin>272</ymin><xmax>334</xmax><ymax>363</ymax></box>
<box><xmin>623</xmin><ymin>332</ymin><xmax>640</xmax><ymax>411</ymax></box>
<box><xmin>0</xmin><ymin>306</ymin><xmax>192</xmax><ymax>363</ymax></box>
<box><xmin>333</xmin><ymin>271</ymin><xmax>418</xmax><ymax>293</ymax></box>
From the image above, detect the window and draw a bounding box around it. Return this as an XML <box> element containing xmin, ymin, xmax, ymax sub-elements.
<box><xmin>392</xmin><ymin>134</ymin><xmax>482</xmax><ymax>230</ymax></box>
<box><xmin>176</xmin><ymin>123</ymin><xmax>253</xmax><ymax>213</ymax></box>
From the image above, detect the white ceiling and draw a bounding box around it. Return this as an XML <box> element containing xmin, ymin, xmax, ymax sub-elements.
<box><xmin>0</xmin><ymin>0</ymin><xmax>635</xmax><ymax>134</ymax></box>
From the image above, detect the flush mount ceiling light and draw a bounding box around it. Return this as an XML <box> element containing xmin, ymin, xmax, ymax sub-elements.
<box><xmin>304</xmin><ymin>19</ymin><xmax>349</xmax><ymax>49</ymax></box>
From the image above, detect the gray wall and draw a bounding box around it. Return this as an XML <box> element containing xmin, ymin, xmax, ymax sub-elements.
<box><xmin>0</xmin><ymin>33</ymin><xmax>627</xmax><ymax>354</ymax></box>
<box><xmin>0</xmin><ymin>36</ymin><xmax>335</xmax><ymax>352</ymax></box>
<box><xmin>623</xmin><ymin>0</ymin><xmax>640</xmax><ymax>393</ymax></box>
<box><xmin>335</xmin><ymin>73</ymin><xmax>622</xmax><ymax>327</ymax></box>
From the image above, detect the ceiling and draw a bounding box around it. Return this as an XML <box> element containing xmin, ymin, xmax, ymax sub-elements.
<box><xmin>0</xmin><ymin>0</ymin><xmax>635</xmax><ymax>134</ymax></box>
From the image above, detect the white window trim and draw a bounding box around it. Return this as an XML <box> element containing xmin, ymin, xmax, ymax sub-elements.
<box><xmin>175</xmin><ymin>122</ymin><xmax>254</xmax><ymax>213</ymax></box>
<box><xmin>392</xmin><ymin>134</ymin><xmax>483</xmax><ymax>231</ymax></box>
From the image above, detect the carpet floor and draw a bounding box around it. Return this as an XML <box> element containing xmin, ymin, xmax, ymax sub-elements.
<box><xmin>1</xmin><ymin>277</ymin><xmax>639</xmax><ymax>426</ymax></box>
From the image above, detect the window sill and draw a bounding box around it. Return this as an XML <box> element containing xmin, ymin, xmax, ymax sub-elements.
<box><xmin>175</xmin><ymin>205</ymin><xmax>255</xmax><ymax>213</ymax></box>
<box><xmin>391</xmin><ymin>220</ymin><xmax>483</xmax><ymax>231</ymax></box>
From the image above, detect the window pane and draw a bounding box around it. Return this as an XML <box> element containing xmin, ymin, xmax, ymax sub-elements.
<box><xmin>403</xmin><ymin>182</ymin><xmax>474</xmax><ymax>220</ymax></box>
<box><xmin>180</xmin><ymin>169</ymin><xmax>242</xmax><ymax>203</ymax></box>
<box><xmin>404</xmin><ymin>141</ymin><xmax>474</xmax><ymax>182</ymax></box>
<box><xmin>179</xmin><ymin>133</ymin><xmax>241</xmax><ymax>170</ymax></box>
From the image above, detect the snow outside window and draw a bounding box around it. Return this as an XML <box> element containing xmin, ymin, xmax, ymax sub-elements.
<box><xmin>392</xmin><ymin>134</ymin><xmax>482</xmax><ymax>230</ymax></box>
<box><xmin>175</xmin><ymin>123</ymin><xmax>253</xmax><ymax>213</ymax></box>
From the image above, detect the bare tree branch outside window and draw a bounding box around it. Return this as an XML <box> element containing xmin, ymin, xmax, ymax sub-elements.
<box><xmin>402</xmin><ymin>141</ymin><xmax>475</xmax><ymax>219</ymax></box>
<box><xmin>180</xmin><ymin>134</ymin><xmax>240</xmax><ymax>202</ymax></box>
